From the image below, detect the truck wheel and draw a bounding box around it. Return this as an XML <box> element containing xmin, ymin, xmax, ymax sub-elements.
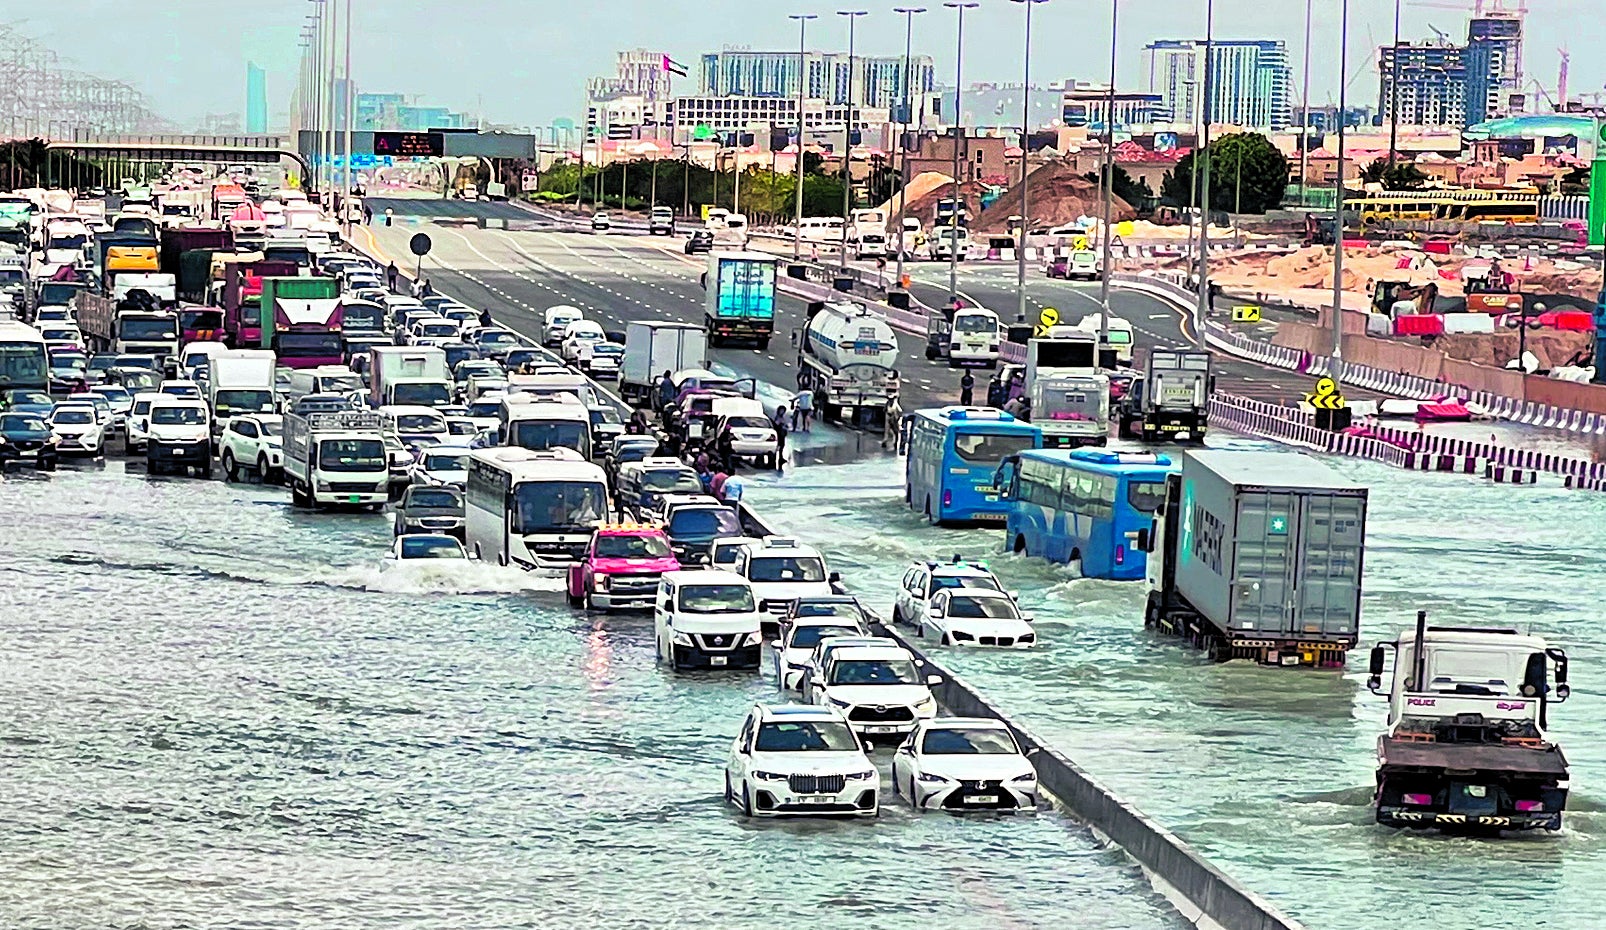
<box><xmin>758</xmin><ymin>338</ymin><xmax>771</xmax><ymax>351</ymax></box>
<box><xmin>257</xmin><ymin>456</ymin><xmax>274</xmax><ymax>484</ymax></box>
<box><xmin>1013</xmin><ymin>535</ymin><xmax>1028</xmax><ymax>556</ymax></box>
<box><xmin>291</xmin><ymin>481</ymin><xmax>310</xmax><ymax>507</ymax></box>
<box><xmin>222</xmin><ymin>450</ymin><xmax>238</xmax><ymax>481</ymax></box>
<box><xmin>567</xmin><ymin>585</ymin><xmax>584</xmax><ymax>608</ymax></box>
<box><xmin>925</xmin><ymin>346</ymin><xmax>938</xmax><ymax>361</ymax></box>
<box><xmin>1143</xmin><ymin>592</ymin><xmax>1161</xmax><ymax>629</ymax></box>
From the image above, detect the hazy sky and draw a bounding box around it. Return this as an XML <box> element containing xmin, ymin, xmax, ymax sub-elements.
<box><xmin>14</xmin><ymin>0</ymin><xmax>1606</xmax><ymax>128</ymax></box>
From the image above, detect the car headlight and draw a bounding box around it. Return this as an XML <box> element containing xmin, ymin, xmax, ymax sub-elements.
<box><xmin>671</xmin><ymin>631</ymin><xmax>694</xmax><ymax>646</ymax></box>
<box><xmin>752</xmin><ymin>770</ymin><xmax>787</xmax><ymax>781</ymax></box>
<box><xmin>316</xmin><ymin>480</ymin><xmax>331</xmax><ymax>491</ymax></box>
<box><xmin>845</xmin><ymin>770</ymin><xmax>876</xmax><ymax>781</ymax></box>
<box><xmin>593</xmin><ymin>574</ymin><xmax>610</xmax><ymax>592</ymax></box>
<box><xmin>741</xmin><ymin>631</ymin><xmax>763</xmax><ymax>646</ymax></box>
<box><xmin>914</xmin><ymin>696</ymin><xmax>937</xmax><ymax>713</ymax></box>
<box><xmin>1010</xmin><ymin>773</ymin><xmax>1037</xmax><ymax>783</ymax></box>
<box><xmin>917</xmin><ymin>772</ymin><xmax>951</xmax><ymax>783</ymax></box>
<box><xmin>951</xmin><ymin>631</ymin><xmax>975</xmax><ymax>642</ymax></box>
<box><xmin>828</xmin><ymin>697</ymin><xmax>852</xmax><ymax>710</ymax></box>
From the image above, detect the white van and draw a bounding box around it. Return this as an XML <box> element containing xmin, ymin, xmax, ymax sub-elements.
<box><xmin>285</xmin><ymin>365</ymin><xmax>366</xmax><ymax>401</ymax></box>
<box><xmin>1072</xmin><ymin>314</ymin><xmax>1135</xmax><ymax>364</ymax></box>
<box><xmin>653</xmin><ymin>569</ymin><xmax>764</xmax><ymax>672</ymax></box>
<box><xmin>730</xmin><ymin>536</ymin><xmax>837</xmax><ymax>621</ymax></box>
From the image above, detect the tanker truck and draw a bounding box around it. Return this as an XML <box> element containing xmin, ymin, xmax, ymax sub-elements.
<box><xmin>797</xmin><ymin>300</ymin><xmax>901</xmax><ymax>428</ymax></box>
<box><xmin>1367</xmin><ymin>611</ymin><xmax>1571</xmax><ymax>833</ymax></box>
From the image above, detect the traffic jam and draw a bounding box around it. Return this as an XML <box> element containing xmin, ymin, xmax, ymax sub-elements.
<box><xmin>0</xmin><ymin>175</ymin><xmax>1047</xmax><ymax>821</ymax></box>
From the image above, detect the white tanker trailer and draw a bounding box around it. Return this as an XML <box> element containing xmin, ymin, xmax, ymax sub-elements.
<box><xmin>797</xmin><ymin>300</ymin><xmax>901</xmax><ymax>427</ymax></box>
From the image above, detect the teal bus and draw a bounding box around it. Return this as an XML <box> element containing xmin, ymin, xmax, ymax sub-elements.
<box><xmin>996</xmin><ymin>449</ymin><xmax>1175</xmax><ymax>579</ymax></box>
<box><xmin>903</xmin><ymin>406</ymin><xmax>1042</xmax><ymax>525</ymax></box>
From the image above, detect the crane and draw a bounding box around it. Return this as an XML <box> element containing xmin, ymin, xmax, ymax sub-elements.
<box><xmin>1557</xmin><ymin>48</ymin><xmax>1569</xmax><ymax>111</ymax></box>
<box><xmin>1404</xmin><ymin>0</ymin><xmax>1530</xmax><ymax>15</ymax></box>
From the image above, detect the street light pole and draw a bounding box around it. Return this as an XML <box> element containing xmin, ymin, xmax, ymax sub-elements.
<box><xmin>1193</xmin><ymin>0</ymin><xmax>1214</xmax><ymax>349</ymax></box>
<box><xmin>1011</xmin><ymin>0</ymin><xmax>1049</xmax><ymax>324</ymax></box>
<box><xmin>838</xmin><ymin>10</ymin><xmax>868</xmax><ymax>269</ymax></box>
<box><xmin>892</xmin><ymin>6</ymin><xmax>927</xmax><ymax>290</ymax></box>
<box><xmin>1098</xmin><ymin>0</ymin><xmax>1119</xmax><ymax>344</ymax></box>
<box><xmin>343</xmin><ymin>0</ymin><xmax>353</xmax><ymax>223</ymax></box>
<box><xmin>790</xmin><ymin>13</ymin><xmax>818</xmax><ymax>262</ymax></box>
<box><xmin>1298</xmin><ymin>0</ymin><xmax>1312</xmax><ymax>206</ymax></box>
<box><xmin>1331</xmin><ymin>0</ymin><xmax>1351</xmax><ymax>392</ymax></box>
<box><xmin>944</xmin><ymin>1</ymin><xmax>978</xmax><ymax>311</ymax></box>
<box><xmin>1387</xmin><ymin>0</ymin><xmax>1401</xmax><ymax>170</ymax></box>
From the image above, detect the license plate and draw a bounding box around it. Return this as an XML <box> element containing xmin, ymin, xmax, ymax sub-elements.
<box><xmin>710</xmin><ymin>656</ymin><xmax>728</xmax><ymax>667</ymax></box>
<box><xmin>801</xmin><ymin>795</ymin><xmax>834</xmax><ymax>804</ymax></box>
<box><xmin>966</xmin><ymin>794</ymin><xmax>998</xmax><ymax>805</ymax></box>
<box><xmin>1281</xmin><ymin>655</ymin><xmax>1301</xmax><ymax>666</ymax></box>
<box><xmin>863</xmin><ymin>725</ymin><xmax>897</xmax><ymax>734</ymax></box>
<box><xmin>348</xmin><ymin>495</ymin><xmax>362</xmax><ymax>503</ymax></box>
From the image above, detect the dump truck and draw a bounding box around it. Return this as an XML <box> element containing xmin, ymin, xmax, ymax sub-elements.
<box><xmin>1143</xmin><ymin>449</ymin><xmax>1368</xmax><ymax>667</ymax></box>
<box><xmin>1115</xmin><ymin>348</ymin><xmax>1212</xmax><ymax>443</ymax></box>
<box><xmin>1367</xmin><ymin>611</ymin><xmax>1571</xmax><ymax>833</ymax></box>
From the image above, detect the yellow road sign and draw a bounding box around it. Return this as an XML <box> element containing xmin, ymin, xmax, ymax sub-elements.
<box><xmin>1231</xmin><ymin>305</ymin><xmax>1261</xmax><ymax>323</ymax></box>
<box><xmin>1304</xmin><ymin>376</ymin><xmax>1347</xmax><ymax>410</ymax></box>
<box><xmin>1035</xmin><ymin>306</ymin><xmax>1060</xmax><ymax>337</ymax></box>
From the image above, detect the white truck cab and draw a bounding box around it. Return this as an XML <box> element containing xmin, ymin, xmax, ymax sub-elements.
<box><xmin>730</xmin><ymin>536</ymin><xmax>838</xmax><ymax>622</ymax></box>
<box><xmin>653</xmin><ymin>569</ymin><xmax>764</xmax><ymax>672</ymax></box>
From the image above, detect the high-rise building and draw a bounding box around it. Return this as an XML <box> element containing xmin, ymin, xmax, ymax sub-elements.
<box><xmin>245</xmin><ymin>62</ymin><xmax>268</xmax><ymax>134</ymax></box>
<box><xmin>1061</xmin><ymin>82</ymin><xmax>1172</xmax><ymax>130</ymax></box>
<box><xmin>1466</xmin><ymin>13</ymin><xmax>1523</xmax><ymax>123</ymax></box>
<box><xmin>355</xmin><ymin>93</ymin><xmax>468</xmax><ymax>132</ymax></box>
<box><xmin>697</xmin><ymin>50</ymin><xmax>934</xmax><ymax>110</ymax></box>
<box><xmin>585</xmin><ymin>49</ymin><xmax>675</xmax><ymax>141</ymax></box>
<box><xmin>1142</xmin><ymin>39</ymin><xmax>1292</xmax><ymax>130</ymax></box>
<box><xmin>1378</xmin><ymin>41</ymin><xmax>1470</xmax><ymax>128</ymax></box>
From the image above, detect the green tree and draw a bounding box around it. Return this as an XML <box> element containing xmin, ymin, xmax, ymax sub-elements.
<box><xmin>1083</xmin><ymin>165</ymin><xmax>1154</xmax><ymax>211</ymax></box>
<box><xmin>1159</xmin><ymin>132</ymin><xmax>1289</xmax><ymax>214</ymax></box>
<box><xmin>1360</xmin><ymin>157</ymin><xmax>1430</xmax><ymax>191</ymax></box>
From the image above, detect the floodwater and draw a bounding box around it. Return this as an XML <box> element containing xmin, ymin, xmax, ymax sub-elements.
<box><xmin>0</xmin><ymin>460</ymin><xmax>1181</xmax><ymax>930</ymax></box>
<box><xmin>746</xmin><ymin>438</ymin><xmax>1606</xmax><ymax>929</ymax></box>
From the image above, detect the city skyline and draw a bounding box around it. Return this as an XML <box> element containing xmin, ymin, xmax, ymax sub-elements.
<box><xmin>5</xmin><ymin>0</ymin><xmax>1603</xmax><ymax>132</ymax></box>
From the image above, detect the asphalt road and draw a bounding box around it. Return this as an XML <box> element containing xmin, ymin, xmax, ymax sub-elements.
<box><xmin>363</xmin><ymin>196</ymin><xmax>544</xmax><ymax>222</ymax></box>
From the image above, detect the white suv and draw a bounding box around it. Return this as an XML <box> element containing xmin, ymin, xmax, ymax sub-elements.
<box><xmin>808</xmin><ymin>642</ymin><xmax>940</xmax><ymax>743</ymax></box>
<box><xmin>892</xmin><ymin>558</ymin><xmax>1009</xmax><ymax>629</ymax></box>
<box><xmin>145</xmin><ymin>397</ymin><xmax>213</xmax><ymax>477</ymax></box>
<box><xmin>725</xmin><ymin>704</ymin><xmax>878</xmax><ymax>818</ymax></box>
<box><xmin>125</xmin><ymin>391</ymin><xmax>162</xmax><ymax>454</ymax></box>
<box><xmin>219</xmin><ymin>413</ymin><xmax>284</xmax><ymax>482</ymax></box>
<box><xmin>731</xmin><ymin>536</ymin><xmax>837</xmax><ymax>621</ymax></box>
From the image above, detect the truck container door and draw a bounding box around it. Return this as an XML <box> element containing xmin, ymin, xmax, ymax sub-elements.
<box><xmin>1230</xmin><ymin>489</ymin><xmax>1300</xmax><ymax>635</ymax></box>
<box><xmin>1289</xmin><ymin>492</ymin><xmax>1365</xmax><ymax>639</ymax></box>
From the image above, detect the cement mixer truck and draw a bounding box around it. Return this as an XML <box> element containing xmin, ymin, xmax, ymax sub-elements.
<box><xmin>798</xmin><ymin>301</ymin><xmax>901</xmax><ymax>428</ymax></box>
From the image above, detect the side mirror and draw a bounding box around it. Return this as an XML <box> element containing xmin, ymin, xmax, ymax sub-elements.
<box><xmin>1022</xmin><ymin>615</ymin><xmax>1035</xmax><ymax>624</ymax></box>
<box><xmin>927</xmin><ymin>606</ymin><xmax>942</xmax><ymax>619</ymax></box>
<box><xmin>926</xmin><ymin>674</ymin><xmax>944</xmax><ymax>687</ymax></box>
<box><xmin>1136</xmin><ymin>528</ymin><xmax>1151</xmax><ymax>552</ymax></box>
<box><xmin>1368</xmin><ymin>645</ymin><xmax>1386</xmax><ymax>677</ymax></box>
<box><xmin>769</xmin><ymin>640</ymin><xmax>782</xmax><ymax>651</ymax></box>
<box><xmin>828</xmin><ymin>571</ymin><xmax>841</xmax><ymax>585</ymax></box>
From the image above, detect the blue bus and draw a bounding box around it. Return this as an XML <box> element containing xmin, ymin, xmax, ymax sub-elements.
<box><xmin>996</xmin><ymin>449</ymin><xmax>1175</xmax><ymax>580</ymax></box>
<box><xmin>903</xmin><ymin>406</ymin><xmax>1042</xmax><ymax>526</ymax></box>
<box><xmin>0</xmin><ymin>322</ymin><xmax>49</xmax><ymax>394</ymax></box>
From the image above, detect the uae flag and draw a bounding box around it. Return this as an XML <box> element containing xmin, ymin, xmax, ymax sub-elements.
<box><xmin>661</xmin><ymin>55</ymin><xmax>688</xmax><ymax>77</ymax></box>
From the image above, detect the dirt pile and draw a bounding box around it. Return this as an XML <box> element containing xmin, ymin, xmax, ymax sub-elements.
<box><xmin>972</xmin><ymin>162</ymin><xmax>1134</xmax><ymax>234</ymax></box>
<box><xmin>1437</xmin><ymin>329</ymin><xmax>1591</xmax><ymax>371</ymax></box>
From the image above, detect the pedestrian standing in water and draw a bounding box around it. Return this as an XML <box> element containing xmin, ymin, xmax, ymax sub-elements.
<box><xmin>772</xmin><ymin>405</ymin><xmax>789</xmax><ymax>472</ymax></box>
<box><xmin>795</xmin><ymin>388</ymin><xmax>814</xmax><ymax>432</ymax></box>
<box><xmin>882</xmin><ymin>395</ymin><xmax>903</xmax><ymax>449</ymax></box>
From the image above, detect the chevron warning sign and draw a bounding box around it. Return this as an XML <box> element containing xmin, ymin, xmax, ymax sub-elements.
<box><xmin>1305</xmin><ymin>376</ymin><xmax>1347</xmax><ymax>410</ymax></box>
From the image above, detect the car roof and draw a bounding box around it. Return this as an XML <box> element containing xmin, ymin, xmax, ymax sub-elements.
<box><xmin>829</xmin><ymin>644</ymin><xmax>913</xmax><ymax>662</ymax></box>
<box><xmin>940</xmin><ymin>587</ymin><xmax>1013</xmax><ymax>600</ymax></box>
<box><xmin>756</xmin><ymin>703</ymin><xmax>843</xmax><ymax>723</ymax></box>
<box><xmin>662</xmin><ymin>568</ymin><xmax>747</xmax><ymax>584</ymax></box>
<box><xmin>924</xmin><ymin>716</ymin><xmax>1009</xmax><ymax>731</ymax></box>
<box><xmin>816</xmin><ymin>636</ymin><xmax>895</xmax><ymax>653</ymax></box>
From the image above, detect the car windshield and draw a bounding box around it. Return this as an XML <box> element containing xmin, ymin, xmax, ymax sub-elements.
<box><xmin>754</xmin><ymin>721</ymin><xmax>861</xmax><ymax>752</ymax></box>
<box><xmin>945</xmin><ymin>595</ymin><xmax>1019</xmax><ymax>619</ymax></box>
<box><xmin>0</xmin><ymin>414</ymin><xmax>48</xmax><ymax>431</ymax></box>
<box><xmin>259</xmin><ymin>419</ymin><xmax>283</xmax><ymax>438</ymax></box>
<box><xmin>669</xmin><ymin>507</ymin><xmax>741</xmax><ymax>540</ymax></box>
<box><xmin>408</xmin><ymin>488</ymin><xmax>462</xmax><ymax>509</ymax></box>
<box><xmin>589</xmin><ymin>408</ymin><xmax>621</xmax><ymax>426</ymax></box>
<box><xmin>468</xmin><ymin>400</ymin><xmax>502</xmax><ymax>418</ymax></box>
<box><xmin>749</xmin><ymin>556</ymin><xmax>827</xmax><ymax>584</ymax></box>
<box><xmin>214</xmin><ymin>389</ymin><xmax>275</xmax><ymax>416</ymax></box>
<box><xmin>399</xmin><ymin>536</ymin><xmax>464</xmax><ymax>559</ymax></box>
<box><xmin>480</xmin><ymin>331</ymin><xmax>517</xmax><ymax>346</ymax></box>
<box><xmin>921</xmin><ymin>727</ymin><xmax>1020</xmax><ymax>755</ymax></box>
<box><xmin>790</xmin><ymin>624</ymin><xmax>861</xmax><ymax>649</ymax></box>
<box><xmin>1128</xmin><ymin>480</ymin><xmax>1166</xmax><ymax>514</ymax></box>
<box><xmin>391</xmin><ymin>382</ymin><xmax>450</xmax><ymax>407</ymax></box>
<box><xmin>161</xmin><ymin>384</ymin><xmax>199</xmax><ymax>397</ymax></box>
<box><xmin>954</xmin><ymin>314</ymin><xmax>997</xmax><ymax>333</ymax></box>
<box><xmin>932</xmin><ymin>573</ymin><xmax>1001</xmax><ymax>594</ymax></box>
<box><xmin>341</xmin><ymin>304</ymin><xmax>383</xmax><ymax>330</ymax></box>
<box><xmin>119</xmin><ymin>318</ymin><xmax>178</xmax><ymax>340</ymax></box>
<box><xmin>116</xmin><ymin>370</ymin><xmax>161</xmax><ymax>392</ymax></box>
<box><xmin>641</xmin><ymin>468</ymin><xmax>700</xmax><ymax>491</ymax></box>
<box><xmin>512</xmin><ymin>480</ymin><xmax>607</xmax><ymax>532</ymax></box>
<box><xmin>953</xmin><ymin>431</ymin><xmax>1036</xmax><ymax>465</ymax></box>
<box><xmin>504</xmin><ymin>350</ymin><xmax>541</xmax><ymax>367</ymax></box>
<box><xmin>594</xmin><ymin>534</ymin><xmax>672</xmax><ymax>559</ymax></box>
<box><xmin>151</xmin><ymin>405</ymin><xmax>204</xmax><ymax>425</ymax></box>
<box><xmin>677</xmin><ymin>583</ymin><xmax>755</xmax><ymax>613</ymax></box>
<box><xmin>394</xmin><ymin>413</ymin><xmax>444</xmax><ymax>432</ymax></box>
<box><xmin>423</xmin><ymin>451</ymin><xmax>468</xmax><ymax>471</ymax></box>
<box><xmin>509</xmin><ymin>420</ymin><xmax>589</xmax><ymax>457</ymax></box>
<box><xmin>318</xmin><ymin>438</ymin><xmax>385</xmax><ymax>471</ymax></box>
<box><xmin>795</xmin><ymin>602</ymin><xmax>863</xmax><ymax>621</ymax></box>
<box><xmin>93</xmin><ymin>387</ymin><xmax>130</xmax><ymax>403</ymax></box>
<box><xmin>115</xmin><ymin>356</ymin><xmax>159</xmax><ymax>370</ymax></box>
<box><xmin>6</xmin><ymin>391</ymin><xmax>53</xmax><ymax>406</ymax></box>
<box><xmin>52</xmin><ymin>408</ymin><xmax>94</xmax><ymax>424</ymax></box>
<box><xmin>829</xmin><ymin>658</ymin><xmax>919</xmax><ymax>686</ymax></box>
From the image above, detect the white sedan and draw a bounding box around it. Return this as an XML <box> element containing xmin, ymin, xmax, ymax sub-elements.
<box><xmin>48</xmin><ymin>404</ymin><xmax>106</xmax><ymax>457</ymax></box>
<box><xmin>891</xmin><ymin>717</ymin><xmax>1040</xmax><ymax>812</ymax></box>
<box><xmin>771</xmin><ymin>616</ymin><xmax>869</xmax><ymax>693</ymax></box>
<box><xmin>382</xmin><ymin>533</ymin><xmax>468</xmax><ymax>570</ymax></box>
<box><xmin>917</xmin><ymin>588</ymin><xmax>1036</xmax><ymax>648</ymax></box>
<box><xmin>412</xmin><ymin>444</ymin><xmax>471</xmax><ymax>488</ymax></box>
<box><xmin>724</xmin><ymin>704</ymin><xmax>879</xmax><ymax>818</ymax></box>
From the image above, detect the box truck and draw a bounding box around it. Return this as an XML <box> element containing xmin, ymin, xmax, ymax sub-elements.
<box><xmin>621</xmin><ymin>320</ymin><xmax>707</xmax><ymax>405</ymax></box>
<box><xmin>1143</xmin><ymin>449</ymin><xmax>1368</xmax><ymax>667</ymax></box>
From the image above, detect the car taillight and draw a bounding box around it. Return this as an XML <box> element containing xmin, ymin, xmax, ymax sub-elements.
<box><xmin>1515</xmin><ymin>800</ymin><xmax>1544</xmax><ymax>812</ymax></box>
<box><xmin>1402</xmin><ymin>793</ymin><xmax>1433</xmax><ymax>806</ymax></box>
<box><xmin>1115</xmin><ymin>544</ymin><xmax>1125</xmax><ymax>564</ymax></box>
<box><xmin>942</xmin><ymin>489</ymin><xmax>951</xmax><ymax>507</ymax></box>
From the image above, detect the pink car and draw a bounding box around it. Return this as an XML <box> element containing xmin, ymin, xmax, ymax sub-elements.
<box><xmin>566</xmin><ymin>524</ymin><xmax>682</xmax><ymax>611</ymax></box>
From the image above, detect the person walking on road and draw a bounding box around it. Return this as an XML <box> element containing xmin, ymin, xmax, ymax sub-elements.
<box><xmin>386</xmin><ymin>262</ymin><xmax>399</xmax><ymax>292</ymax></box>
<box><xmin>772</xmin><ymin>405</ymin><xmax>789</xmax><ymax>472</ymax></box>
<box><xmin>793</xmin><ymin>389</ymin><xmax>814</xmax><ymax>432</ymax></box>
<box><xmin>479</xmin><ymin>307</ymin><xmax>494</xmax><ymax>328</ymax></box>
<box><xmin>657</xmin><ymin>371</ymin><xmax>676</xmax><ymax>410</ymax></box>
<box><xmin>882</xmin><ymin>395</ymin><xmax>903</xmax><ymax>450</ymax></box>
<box><xmin>959</xmin><ymin>370</ymin><xmax>975</xmax><ymax>406</ymax></box>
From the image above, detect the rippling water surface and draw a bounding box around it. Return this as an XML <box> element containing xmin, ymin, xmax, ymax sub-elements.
<box><xmin>0</xmin><ymin>463</ymin><xmax>1181</xmax><ymax>930</ymax></box>
<box><xmin>748</xmin><ymin>440</ymin><xmax>1606</xmax><ymax>929</ymax></box>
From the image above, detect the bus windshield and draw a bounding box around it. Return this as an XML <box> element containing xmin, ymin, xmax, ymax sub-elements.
<box><xmin>952</xmin><ymin>430</ymin><xmax>1036</xmax><ymax>464</ymax></box>
<box><xmin>510</xmin><ymin>420</ymin><xmax>589</xmax><ymax>457</ymax></box>
<box><xmin>0</xmin><ymin>342</ymin><xmax>49</xmax><ymax>390</ymax></box>
<box><xmin>512</xmin><ymin>480</ymin><xmax>607</xmax><ymax>532</ymax></box>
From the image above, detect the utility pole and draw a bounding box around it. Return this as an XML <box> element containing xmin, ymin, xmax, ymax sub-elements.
<box><xmin>1098</xmin><ymin>0</ymin><xmax>1119</xmax><ymax>344</ymax></box>
<box><xmin>1298</xmin><ymin>0</ymin><xmax>1312</xmax><ymax>207</ymax></box>
<box><xmin>1011</xmin><ymin>0</ymin><xmax>1049</xmax><ymax>325</ymax></box>
<box><xmin>892</xmin><ymin>7</ymin><xmax>927</xmax><ymax>290</ymax></box>
<box><xmin>837</xmin><ymin>10</ymin><xmax>868</xmax><ymax>269</ymax></box>
<box><xmin>1332</xmin><ymin>0</ymin><xmax>1352</xmax><ymax>393</ymax></box>
<box><xmin>1193</xmin><ymin>0</ymin><xmax>1215</xmax><ymax>349</ymax></box>
<box><xmin>1387</xmin><ymin>0</ymin><xmax>1401</xmax><ymax>170</ymax></box>
<box><xmin>944</xmin><ymin>1</ymin><xmax>979</xmax><ymax>310</ymax></box>
<box><xmin>789</xmin><ymin>13</ymin><xmax>818</xmax><ymax>262</ymax></box>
